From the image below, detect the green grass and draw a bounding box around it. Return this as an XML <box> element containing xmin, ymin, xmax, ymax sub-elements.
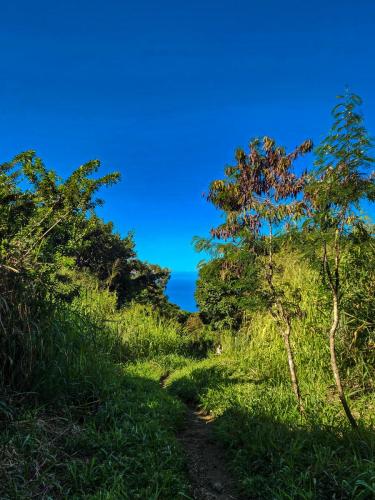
<box><xmin>159</xmin><ymin>253</ymin><xmax>374</xmax><ymax>497</ymax></box>
<box><xmin>0</xmin><ymin>286</ymin><xmax>194</xmax><ymax>499</ymax></box>
<box><xmin>2</xmin><ymin>263</ymin><xmax>374</xmax><ymax>499</ymax></box>
<box><xmin>72</xmin><ymin>289</ymin><xmax>197</xmax><ymax>361</ymax></box>
<box><xmin>3</xmin><ymin>344</ymin><xmax>374</xmax><ymax>499</ymax></box>
<box><xmin>1</xmin><ymin>361</ymin><xmax>190</xmax><ymax>499</ymax></box>
<box><xmin>167</xmin><ymin>351</ymin><xmax>375</xmax><ymax>499</ymax></box>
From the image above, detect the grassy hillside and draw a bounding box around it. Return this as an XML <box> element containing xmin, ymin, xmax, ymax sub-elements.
<box><xmin>1</xmin><ymin>137</ymin><xmax>374</xmax><ymax>498</ymax></box>
<box><xmin>166</xmin><ymin>254</ymin><xmax>375</xmax><ymax>498</ymax></box>
<box><xmin>0</xmin><ymin>291</ymin><xmax>192</xmax><ymax>499</ymax></box>
<box><xmin>2</xmin><ymin>260</ymin><xmax>374</xmax><ymax>498</ymax></box>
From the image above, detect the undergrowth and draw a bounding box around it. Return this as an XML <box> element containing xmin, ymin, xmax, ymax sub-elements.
<box><xmin>1</xmin><ymin>359</ymin><xmax>191</xmax><ymax>499</ymax></box>
<box><xmin>166</xmin><ymin>343</ymin><xmax>375</xmax><ymax>499</ymax></box>
<box><xmin>0</xmin><ymin>285</ymin><xmax>194</xmax><ymax>499</ymax></box>
<box><xmin>1</xmin><ymin>256</ymin><xmax>374</xmax><ymax>499</ymax></box>
<box><xmin>163</xmin><ymin>255</ymin><xmax>375</xmax><ymax>498</ymax></box>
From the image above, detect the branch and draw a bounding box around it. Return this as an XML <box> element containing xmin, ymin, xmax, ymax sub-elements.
<box><xmin>323</xmin><ymin>240</ymin><xmax>335</xmax><ymax>293</ymax></box>
<box><xmin>0</xmin><ymin>263</ymin><xmax>20</xmax><ymax>274</ymax></box>
<box><xmin>21</xmin><ymin>213</ymin><xmax>67</xmax><ymax>260</ymax></box>
<box><xmin>334</xmin><ymin>229</ymin><xmax>340</xmax><ymax>294</ymax></box>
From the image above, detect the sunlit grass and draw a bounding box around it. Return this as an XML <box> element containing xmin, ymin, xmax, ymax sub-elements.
<box><xmin>1</xmin><ymin>254</ymin><xmax>374</xmax><ymax>499</ymax></box>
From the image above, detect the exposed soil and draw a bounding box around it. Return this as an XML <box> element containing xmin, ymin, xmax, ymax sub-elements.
<box><xmin>160</xmin><ymin>374</ymin><xmax>241</xmax><ymax>500</ymax></box>
<box><xmin>178</xmin><ymin>406</ymin><xmax>240</xmax><ymax>500</ymax></box>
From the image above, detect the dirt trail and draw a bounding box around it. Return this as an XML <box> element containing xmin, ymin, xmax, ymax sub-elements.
<box><xmin>178</xmin><ymin>406</ymin><xmax>240</xmax><ymax>500</ymax></box>
<box><xmin>160</xmin><ymin>374</ymin><xmax>240</xmax><ymax>500</ymax></box>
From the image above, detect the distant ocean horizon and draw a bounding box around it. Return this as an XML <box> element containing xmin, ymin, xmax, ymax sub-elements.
<box><xmin>166</xmin><ymin>271</ymin><xmax>198</xmax><ymax>312</ymax></box>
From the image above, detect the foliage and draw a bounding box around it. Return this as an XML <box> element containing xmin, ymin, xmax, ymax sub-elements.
<box><xmin>0</xmin><ymin>151</ymin><xmax>182</xmax><ymax>394</ymax></box>
<box><xmin>304</xmin><ymin>91</ymin><xmax>374</xmax><ymax>427</ymax></box>
<box><xmin>181</xmin><ymin>313</ymin><xmax>216</xmax><ymax>356</ymax></box>
<box><xmin>0</xmin><ymin>273</ymin><xmax>192</xmax><ymax>498</ymax></box>
<box><xmin>206</xmin><ymin>136</ymin><xmax>312</xmax><ymax>240</ymax></box>
<box><xmin>1</xmin><ymin>92</ymin><xmax>375</xmax><ymax>499</ymax></box>
<box><xmin>74</xmin><ymin>215</ymin><xmax>176</xmax><ymax>308</ymax></box>
<box><xmin>340</xmin><ymin>230</ymin><xmax>375</xmax><ymax>366</ymax></box>
<box><xmin>167</xmin><ymin>284</ymin><xmax>375</xmax><ymax>499</ymax></box>
<box><xmin>0</xmin><ymin>152</ymin><xmax>119</xmax><ymax>279</ymax></box>
<box><xmin>195</xmin><ymin>242</ymin><xmax>261</xmax><ymax>331</ymax></box>
<box><xmin>204</xmin><ymin>135</ymin><xmax>313</xmax><ymax>409</ymax></box>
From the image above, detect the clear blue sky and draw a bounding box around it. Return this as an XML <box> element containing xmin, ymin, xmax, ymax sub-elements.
<box><xmin>1</xmin><ymin>0</ymin><xmax>374</xmax><ymax>272</ymax></box>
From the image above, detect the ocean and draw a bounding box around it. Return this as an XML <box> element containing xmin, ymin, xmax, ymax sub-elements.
<box><xmin>166</xmin><ymin>271</ymin><xmax>198</xmax><ymax>312</ymax></box>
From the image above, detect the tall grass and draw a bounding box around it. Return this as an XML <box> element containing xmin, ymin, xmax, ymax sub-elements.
<box><xmin>166</xmin><ymin>252</ymin><xmax>375</xmax><ymax>498</ymax></box>
<box><xmin>0</xmin><ymin>271</ymin><xmax>195</xmax><ymax>415</ymax></box>
<box><xmin>2</xmin><ymin>250</ymin><xmax>373</xmax><ymax>498</ymax></box>
<box><xmin>73</xmin><ymin>284</ymin><xmax>191</xmax><ymax>356</ymax></box>
<box><xmin>114</xmin><ymin>303</ymin><xmax>188</xmax><ymax>359</ymax></box>
<box><xmin>0</xmin><ymin>277</ymin><xmax>192</xmax><ymax>498</ymax></box>
<box><xmin>223</xmin><ymin>251</ymin><xmax>374</xmax><ymax>423</ymax></box>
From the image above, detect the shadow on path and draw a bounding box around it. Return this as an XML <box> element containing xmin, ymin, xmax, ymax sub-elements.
<box><xmin>161</xmin><ymin>373</ymin><xmax>242</xmax><ymax>500</ymax></box>
<box><xmin>178</xmin><ymin>405</ymin><xmax>241</xmax><ymax>500</ymax></box>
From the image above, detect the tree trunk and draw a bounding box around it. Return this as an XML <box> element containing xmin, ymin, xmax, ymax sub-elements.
<box><xmin>324</xmin><ymin>234</ymin><xmax>357</xmax><ymax>429</ymax></box>
<box><xmin>282</xmin><ymin>318</ymin><xmax>304</xmax><ymax>414</ymax></box>
<box><xmin>329</xmin><ymin>291</ymin><xmax>357</xmax><ymax>428</ymax></box>
<box><xmin>267</xmin><ymin>221</ymin><xmax>304</xmax><ymax>413</ymax></box>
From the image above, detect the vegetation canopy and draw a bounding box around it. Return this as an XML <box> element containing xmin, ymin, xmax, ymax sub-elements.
<box><xmin>1</xmin><ymin>92</ymin><xmax>374</xmax><ymax>499</ymax></box>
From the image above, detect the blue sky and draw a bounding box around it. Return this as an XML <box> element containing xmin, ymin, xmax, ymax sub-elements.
<box><xmin>1</xmin><ymin>0</ymin><xmax>374</xmax><ymax>272</ymax></box>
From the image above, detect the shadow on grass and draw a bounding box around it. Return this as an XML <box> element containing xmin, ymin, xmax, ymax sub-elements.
<box><xmin>216</xmin><ymin>407</ymin><xmax>375</xmax><ymax>499</ymax></box>
<box><xmin>169</xmin><ymin>367</ymin><xmax>375</xmax><ymax>499</ymax></box>
<box><xmin>168</xmin><ymin>364</ymin><xmax>269</xmax><ymax>405</ymax></box>
<box><xmin>0</xmin><ymin>370</ymin><xmax>190</xmax><ymax>500</ymax></box>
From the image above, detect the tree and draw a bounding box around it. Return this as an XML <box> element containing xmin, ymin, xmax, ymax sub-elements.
<box><xmin>1</xmin><ymin>151</ymin><xmax>120</xmax><ymax>277</ymax></box>
<box><xmin>0</xmin><ymin>149</ymin><xmax>182</xmax><ymax>392</ymax></box>
<box><xmin>305</xmin><ymin>92</ymin><xmax>374</xmax><ymax>427</ymax></box>
<box><xmin>194</xmin><ymin>240</ymin><xmax>261</xmax><ymax>331</ymax></box>
<box><xmin>0</xmin><ymin>151</ymin><xmax>120</xmax><ymax>389</ymax></box>
<box><xmin>206</xmin><ymin>136</ymin><xmax>312</xmax><ymax>411</ymax></box>
<box><xmin>74</xmin><ymin>215</ymin><xmax>136</xmax><ymax>299</ymax></box>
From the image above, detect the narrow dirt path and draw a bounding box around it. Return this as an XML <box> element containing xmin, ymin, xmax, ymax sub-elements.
<box><xmin>178</xmin><ymin>406</ymin><xmax>240</xmax><ymax>500</ymax></box>
<box><xmin>160</xmin><ymin>374</ymin><xmax>240</xmax><ymax>500</ymax></box>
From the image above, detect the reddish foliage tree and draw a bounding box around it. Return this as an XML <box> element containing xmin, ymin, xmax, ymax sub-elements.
<box><xmin>207</xmin><ymin>136</ymin><xmax>313</xmax><ymax>411</ymax></box>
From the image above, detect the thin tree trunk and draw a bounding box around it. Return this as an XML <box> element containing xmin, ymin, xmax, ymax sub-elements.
<box><xmin>329</xmin><ymin>290</ymin><xmax>357</xmax><ymax>428</ymax></box>
<box><xmin>282</xmin><ymin>313</ymin><xmax>304</xmax><ymax>414</ymax></box>
<box><xmin>266</xmin><ymin>221</ymin><xmax>304</xmax><ymax>413</ymax></box>
<box><xmin>324</xmin><ymin>235</ymin><xmax>357</xmax><ymax>429</ymax></box>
